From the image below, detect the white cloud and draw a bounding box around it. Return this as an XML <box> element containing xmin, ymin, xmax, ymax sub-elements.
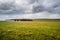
<box><xmin>49</xmin><ymin>14</ymin><xmax>60</xmax><ymax>19</ymax></box>
<box><xmin>0</xmin><ymin>15</ymin><xmax>9</xmax><ymax>20</ymax></box>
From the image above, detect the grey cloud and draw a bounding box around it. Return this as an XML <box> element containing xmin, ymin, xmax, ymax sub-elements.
<box><xmin>0</xmin><ymin>0</ymin><xmax>60</xmax><ymax>15</ymax></box>
<box><xmin>0</xmin><ymin>0</ymin><xmax>16</xmax><ymax>14</ymax></box>
<box><xmin>0</xmin><ymin>0</ymin><xmax>15</xmax><ymax>10</ymax></box>
<box><xmin>0</xmin><ymin>0</ymin><xmax>60</xmax><ymax>20</ymax></box>
<box><xmin>0</xmin><ymin>0</ymin><xmax>33</xmax><ymax>15</ymax></box>
<box><xmin>0</xmin><ymin>2</ymin><xmax>14</xmax><ymax>10</ymax></box>
<box><xmin>32</xmin><ymin>0</ymin><xmax>60</xmax><ymax>14</ymax></box>
<box><xmin>32</xmin><ymin>5</ymin><xmax>45</xmax><ymax>13</ymax></box>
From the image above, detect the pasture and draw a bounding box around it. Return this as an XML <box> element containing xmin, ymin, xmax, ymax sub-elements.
<box><xmin>0</xmin><ymin>20</ymin><xmax>60</xmax><ymax>40</ymax></box>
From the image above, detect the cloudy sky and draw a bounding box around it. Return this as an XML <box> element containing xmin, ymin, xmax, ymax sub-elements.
<box><xmin>0</xmin><ymin>0</ymin><xmax>60</xmax><ymax>20</ymax></box>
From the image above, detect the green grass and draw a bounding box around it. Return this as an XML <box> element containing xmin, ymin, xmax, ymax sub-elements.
<box><xmin>0</xmin><ymin>21</ymin><xmax>60</xmax><ymax>40</ymax></box>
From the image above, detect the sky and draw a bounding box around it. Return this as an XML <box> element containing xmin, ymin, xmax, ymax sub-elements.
<box><xmin>0</xmin><ymin>0</ymin><xmax>60</xmax><ymax>20</ymax></box>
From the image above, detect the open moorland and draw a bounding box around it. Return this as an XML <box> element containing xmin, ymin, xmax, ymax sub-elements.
<box><xmin>0</xmin><ymin>19</ymin><xmax>60</xmax><ymax>40</ymax></box>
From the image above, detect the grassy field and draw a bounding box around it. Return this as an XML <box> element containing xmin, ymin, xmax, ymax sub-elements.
<box><xmin>0</xmin><ymin>20</ymin><xmax>60</xmax><ymax>40</ymax></box>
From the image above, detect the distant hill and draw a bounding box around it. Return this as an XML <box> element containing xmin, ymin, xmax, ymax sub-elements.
<box><xmin>6</xmin><ymin>19</ymin><xmax>60</xmax><ymax>21</ymax></box>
